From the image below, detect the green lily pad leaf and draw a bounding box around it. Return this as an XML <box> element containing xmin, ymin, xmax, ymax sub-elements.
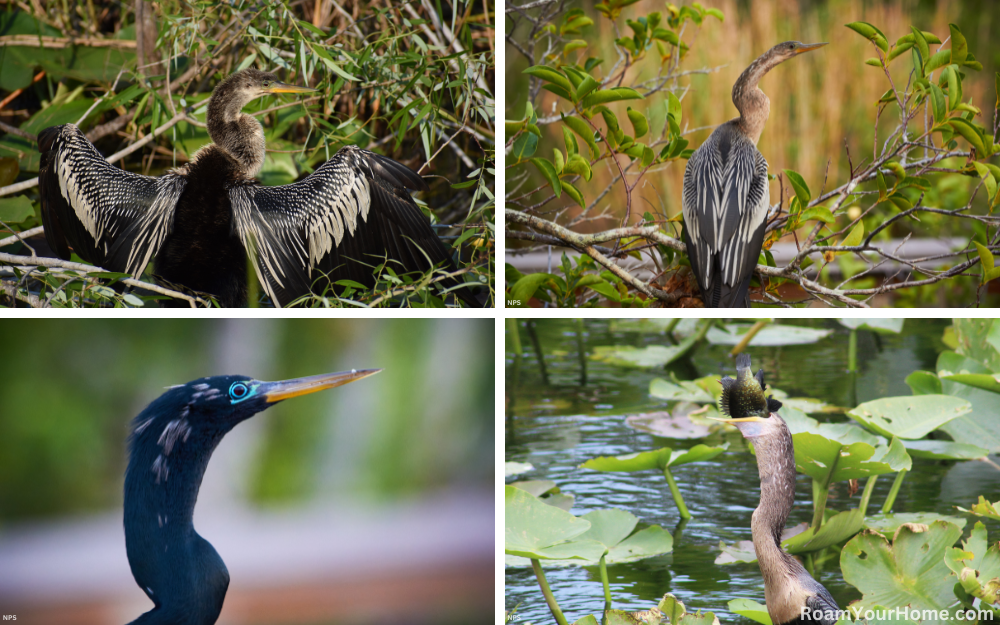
<box><xmin>659</xmin><ymin>593</ymin><xmax>686</xmax><ymax>622</ymax></box>
<box><xmin>678</xmin><ymin>612</ymin><xmax>719</xmax><ymax>625</ymax></box>
<box><xmin>509</xmin><ymin>479</ymin><xmax>558</xmax><ymax>497</ymax></box>
<box><xmin>704</xmin><ymin>323</ymin><xmax>832</xmax><ymax>346</ymax></box>
<box><xmin>901</xmin><ymin>439</ymin><xmax>988</xmax><ymax>460</ymax></box>
<box><xmin>864</xmin><ymin>512</ymin><xmax>967</xmax><ymax>538</ymax></box>
<box><xmin>505</xmin><ymin>485</ymin><xmax>603</xmax><ymax>560</ymax></box>
<box><xmin>544</xmin><ymin>493</ymin><xmax>576</xmax><ymax>511</ymax></box>
<box><xmin>576</xmin><ymin>508</ymin><xmax>637</xmax><ymax>549</ymax></box>
<box><xmin>838</xmin><ymin>318</ymin><xmax>904</xmax><ymax>333</ymax></box>
<box><xmin>582</xmin><ymin>447</ymin><xmax>671</xmax><ymax>472</ymax></box>
<box><xmin>581</xmin><ymin>444</ymin><xmax>728</xmax><ymax>472</ymax></box>
<box><xmin>591</xmin><ymin>344</ymin><xmax>691</xmax><ymax>368</ymax></box>
<box><xmin>607</xmin><ymin>525</ymin><xmax>674</xmax><ymax>563</ymax></box>
<box><xmin>715</xmin><ymin>539</ymin><xmax>757</xmax><ymax>564</ymax></box>
<box><xmin>778</xmin><ymin>406</ymin><xmax>820</xmax><ymax>433</ymax></box>
<box><xmin>572</xmin><ymin>616</ymin><xmax>600</xmax><ymax>625</ymax></box>
<box><xmin>505</xmin><ymin>461</ymin><xmax>534</xmax><ymax>476</ymax></box>
<box><xmin>937</xmin><ymin>350</ymin><xmax>992</xmax><ymax>376</ymax></box>
<box><xmin>938</xmin><ymin>378</ymin><xmax>1000</xmax><ymax>453</ymax></box>
<box><xmin>794</xmin><ymin>433</ymin><xmax>909</xmax><ymax>483</ymax></box>
<box><xmin>606</xmin><ymin>609</ymin><xmax>647</xmax><ymax>625</ymax></box>
<box><xmin>778</xmin><ymin>396</ymin><xmax>840</xmax><ymax>414</ymax></box>
<box><xmin>941</xmin><ymin>373</ymin><xmax>1000</xmax><ymax>394</ymax></box>
<box><xmin>956</xmin><ymin>496</ymin><xmax>1000</xmax><ymax>522</ymax></box>
<box><xmin>847</xmin><ymin>395</ymin><xmax>971</xmax><ymax>439</ymax></box>
<box><xmin>905</xmin><ymin>370</ymin><xmax>942</xmax><ymax>396</ymax></box>
<box><xmin>727</xmin><ymin>599</ymin><xmax>772</xmax><ymax>625</ymax></box>
<box><xmin>625</xmin><ymin>406</ymin><xmax>712</xmax><ymax>439</ymax></box>
<box><xmin>784</xmin><ymin>508</ymin><xmax>865</xmax><ymax>554</ymax></box>
<box><xmin>650</xmin><ymin>377</ymin><xmax>716</xmax><ymax>403</ymax></box>
<box><xmin>841</xmin><ymin>521</ymin><xmax>964</xmax><ymax>620</ymax></box>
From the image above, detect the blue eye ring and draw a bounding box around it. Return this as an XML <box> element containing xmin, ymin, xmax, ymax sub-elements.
<box><xmin>229</xmin><ymin>382</ymin><xmax>249</xmax><ymax>400</ymax></box>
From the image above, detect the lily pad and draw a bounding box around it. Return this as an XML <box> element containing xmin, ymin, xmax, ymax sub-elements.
<box><xmin>727</xmin><ymin>598</ymin><xmax>772</xmax><ymax>625</ymax></box>
<box><xmin>509</xmin><ymin>479</ymin><xmax>557</xmax><ymax>498</ymax></box>
<box><xmin>658</xmin><ymin>593</ymin><xmax>720</xmax><ymax>625</ymax></box>
<box><xmin>901</xmin><ymin>439</ymin><xmax>988</xmax><ymax>460</ymax></box>
<box><xmin>705</xmin><ymin>323</ymin><xmax>832</xmax><ymax>346</ymax></box>
<box><xmin>591</xmin><ymin>344</ymin><xmax>690</xmax><ymax>369</ymax></box>
<box><xmin>905</xmin><ymin>370</ymin><xmax>942</xmax><ymax>396</ymax></box>
<box><xmin>505</xmin><ymin>461</ymin><xmax>534</xmax><ymax>476</ymax></box>
<box><xmin>944</xmin><ymin>522</ymin><xmax>1000</xmax><ymax>605</ymax></box>
<box><xmin>581</xmin><ymin>443</ymin><xmax>729</xmax><ymax>472</ymax></box>
<box><xmin>504</xmin><ymin>485</ymin><xmax>606</xmax><ymax>561</ymax></box>
<box><xmin>650</xmin><ymin>377</ymin><xmax>716</xmax><ymax>403</ymax></box>
<box><xmin>624</xmin><ymin>405</ymin><xmax>712</xmax><ymax>439</ymax></box>
<box><xmin>941</xmin><ymin>373</ymin><xmax>1000</xmax><ymax>394</ymax></box>
<box><xmin>838</xmin><ymin>318</ymin><xmax>904</xmax><ymax>333</ymax></box>
<box><xmin>794</xmin><ymin>433</ymin><xmax>910</xmax><ymax>484</ymax></box>
<box><xmin>572</xmin><ymin>617</ymin><xmax>600</xmax><ymax>625</ymax></box>
<box><xmin>841</xmin><ymin>521</ymin><xmax>963</xmax><ymax>622</ymax></box>
<box><xmin>784</xmin><ymin>508</ymin><xmax>865</xmax><ymax>554</ymax></box>
<box><xmin>847</xmin><ymin>395</ymin><xmax>971</xmax><ymax>439</ymax></box>
<box><xmin>864</xmin><ymin>512</ymin><xmax>967</xmax><ymax>537</ymax></box>
<box><xmin>937</xmin><ymin>372</ymin><xmax>1000</xmax><ymax>452</ymax></box>
<box><xmin>956</xmin><ymin>496</ymin><xmax>1000</xmax><ymax>522</ymax></box>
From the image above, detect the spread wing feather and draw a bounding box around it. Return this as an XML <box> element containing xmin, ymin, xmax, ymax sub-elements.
<box><xmin>229</xmin><ymin>145</ymin><xmax>473</xmax><ymax>307</ymax></box>
<box><xmin>38</xmin><ymin>124</ymin><xmax>186</xmax><ymax>277</ymax></box>
<box><xmin>681</xmin><ymin>123</ymin><xmax>769</xmax><ymax>307</ymax></box>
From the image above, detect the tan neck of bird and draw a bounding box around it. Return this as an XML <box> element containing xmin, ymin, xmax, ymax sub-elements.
<box><xmin>731</xmin><ymin>54</ymin><xmax>782</xmax><ymax>145</ymax></box>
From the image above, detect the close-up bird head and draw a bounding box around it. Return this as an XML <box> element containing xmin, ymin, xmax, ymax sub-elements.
<box><xmin>767</xmin><ymin>40</ymin><xmax>828</xmax><ymax>63</ymax></box>
<box><xmin>213</xmin><ymin>68</ymin><xmax>317</xmax><ymax>109</ymax></box>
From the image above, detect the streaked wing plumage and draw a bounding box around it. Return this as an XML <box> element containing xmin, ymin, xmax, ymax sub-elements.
<box><xmin>38</xmin><ymin>124</ymin><xmax>186</xmax><ymax>277</ymax></box>
<box><xmin>229</xmin><ymin>145</ymin><xmax>463</xmax><ymax>307</ymax></box>
<box><xmin>681</xmin><ymin>123</ymin><xmax>769</xmax><ymax>307</ymax></box>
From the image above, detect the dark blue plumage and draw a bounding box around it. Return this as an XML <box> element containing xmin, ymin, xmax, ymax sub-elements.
<box><xmin>123</xmin><ymin>370</ymin><xmax>379</xmax><ymax>624</ymax></box>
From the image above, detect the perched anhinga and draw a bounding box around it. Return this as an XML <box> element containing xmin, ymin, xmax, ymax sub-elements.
<box><xmin>682</xmin><ymin>41</ymin><xmax>827</xmax><ymax>307</ymax></box>
<box><xmin>719</xmin><ymin>354</ymin><xmax>839</xmax><ymax>625</ymax></box>
<box><xmin>123</xmin><ymin>369</ymin><xmax>379</xmax><ymax>624</ymax></box>
<box><xmin>38</xmin><ymin>69</ymin><xmax>480</xmax><ymax>307</ymax></box>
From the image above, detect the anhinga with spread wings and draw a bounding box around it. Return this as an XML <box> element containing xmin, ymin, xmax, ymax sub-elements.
<box><xmin>38</xmin><ymin>69</ymin><xmax>480</xmax><ymax>307</ymax></box>
<box><xmin>682</xmin><ymin>41</ymin><xmax>826</xmax><ymax>307</ymax></box>
<box><xmin>719</xmin><ymin>354</ymin><xmax>840</xmax><ymax>625</ymax></box>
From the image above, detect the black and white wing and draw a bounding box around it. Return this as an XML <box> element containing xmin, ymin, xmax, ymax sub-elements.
<box><xmin>38</xmin><ymin>124</ymin><xmax>187</xmax><ymax>277</ymax></box>
<box><xmin>229</xmin><ymin>145</ymin><xmax>474</xmax><ymax>307</ymax></box>
<box><xmin>681</xmin><ymin>124</ymin><xmax>769</xmax><ymax>307</ymax></box>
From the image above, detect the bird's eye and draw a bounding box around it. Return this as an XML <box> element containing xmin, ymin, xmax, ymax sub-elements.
<box><xmin>229</xmin><ymin>382</ymin><xmax>249</xmax><ymax>399</ymax></box>
<box><xmin>262</xmin><ymin>81</ymin><xmax>270</xmax><ymax>88</ymax></box>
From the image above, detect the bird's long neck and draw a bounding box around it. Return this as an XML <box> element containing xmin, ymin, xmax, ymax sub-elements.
<box><xmin>732</xmin><ymin>52</ymin><xmax>781</xmax><ymax>145</ymax></box>
<box><xmin>207</xmin><ymin>90</ymin><xmax>266</xmax><ymax>178</ymax></box>
<box><xmin>748</xmin><ymin>416</ymin><xmax>804</xmax><ymax>621</ymax></box>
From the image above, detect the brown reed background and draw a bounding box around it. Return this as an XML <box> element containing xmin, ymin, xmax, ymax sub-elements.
<box><xmin>507</xmin><ymin>0</ymin><xmax>999</xmax><ymax>229</ymax></box>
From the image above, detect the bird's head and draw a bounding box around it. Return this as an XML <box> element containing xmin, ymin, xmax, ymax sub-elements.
<box><xmin>128</xmin><ymin>370</ymin><xmax>381</xmax><ymax>459</ymax></box>
<box><xmin>767</xmin><ymin>40</ymin><xmax>828</xmax><ymax>64</ymax></box>
<box><xmin>715</xmin><ymin>353</ymin><xmax>785</xmax><ymax>441</ymax></box>
<box><xmin>211</xmin><ymin>68</ymin><xmax>317</xmax><ymax>116</ymax></box>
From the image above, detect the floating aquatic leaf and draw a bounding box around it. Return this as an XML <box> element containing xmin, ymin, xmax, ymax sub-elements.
<box><xmin>794</xmin><ymin>433</ymin><xmax>909</xmax><ymax>483</ymax></box>
<box><xmin>901</xmin><ymin>439</ymin><xmax>988</xmax><ymax>460</ymax></box>
<box><xmin>865</xmin><ymin>512</ymin><xmax>967</xmax><ymax>537</ymax></box>
<box><xmin>505</xmin><ymin>461</ymin><xmax>534</xmax><ymax>476</ymax></box>
<box><xmin>509</xmin><ymin>479</ymin><xmax>558</xmax><ymax>498</ymax></box>
<box><xmin>727</xmin><ymin>599</ymin><xmax>772</xmax><ymax>625</ymax></box>
<box><xmin>704</xmin><ymin>323</ymin><xmax>832</xmax><ymax>346</ymax></box>
<box><xmin>590</xmin><ymin>344</ymin><xmax>691</xmax><ymax>368</ymax></box>
<box><xmin>957</xmin><ymin>496</ymin><xmax>1000</xmax><ymax>522</ymax></box>
<box><xmin>841</xmin><ymin>521</ymin><xmax>963</xmax><ymax>622</ymax></box>
<box><xmin>649</xmin><ymin>377</ymin><xmax>716</xmax><ymax>403</ymax></box>
<box><xmin>944</xmin><ymin>522</ymin><xmax>1000</xmax><ymax>605</ymax></box>
<box><xmin>624</xmin><ymin>405</ymin><xmax>712</xmax><ymax>439</ymax></box>
<box><xmin>837</xmin><ymin>318</ymin><xmax>904</xmax><ymax>333</ymax></box>
<box><xmin>847</xmin><ymin>395</ymin><xmax>971</xmax><ymax>439</ymax></box>
<box><xmin>504</xmin><ymin>485</ymin><xmax>605</xmax><ymax>561</ymax></box>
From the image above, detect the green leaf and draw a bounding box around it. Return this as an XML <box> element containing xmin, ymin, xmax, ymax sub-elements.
<box><xmin>783</xmin><ymin>508</ymin><xmax>865</xmax><ymax>554</ymax></box>
<box><xmin>848</xmin><ymin>395</ymin><xmax>972</xmax><ymax>439</ymax></box>
<box><xmin>627</xmin><ymin>107</ymin><xmax>648</xmax><ymax>138</ymax></box>
<box><xmin>541</xmin><ymin>82</ymin><xmax>575</xmax><ymax>101</ymax></box>
<box><xmin>876</xmin><ymin>170</ymin><xmax>888</xmax><ymax>202</ymax></box>
<box><xmin>562</xmin><ymin>181</ymin><xmax>585</xmax><ymax>208</ymax></box>
<box><xmin>846</xmin><ymin>21</ymin><xmax>888</xmax><ymax>52</ymax></box>
<box><xmin>523</xmin><ymin>65</ymin><xmax>575</xmax><ymax>94</ymax></box>
<box><xmin>925</xmin><ymin>49</ymin><xmax>951</xmax><ymax>74</ymax></box>
<box><xmin>838</xmin><ymin>318</ymin><xmax>902</xmax><ymax>333</ymax></box>
<box><xmin>841</xmin><ymin>521</ymin><xmax>964</xmax><ymax>616</ymax></box>
<box><xmin>841</xmin><ymin>221</ymin><xmax>865</xmax><ymax>249</ymax></box>
<box><xmin>581</xmin><ymin>87</ymin><xmax>644</xmax><ymax>109</ymax></box>
<box><xmin>508</xmin><ymin>272</ymin><xmax>555</xmax><ymax>304</ymax></box>
<box><xmin>929</xmin><ymin>83</ymin><xmax>948</xmax><ymax>124</ymax></box>
<box><xmin>704</xmin><ymin>7</ymin><xmax>724</xmax><ymax>21</ymax></box>
<box><xmin>564</xmin><ymin>39</ymin><xmax>588</xmax><ymax>56</ymax></box>
<box><xmin>511</xmin><ymin>131</ymin><xmax>538</xmax><ymax>160</ymax></box>
<box><xmin>561</xmin><ymin>115</ymin><xmax>599</xmax><ymax>159</ymax></box>
<box><xmin>902</xmin><ymin>439</ymin><xmax>988</xmax><ymax>460</ymax></box>
<box><xmin>945</xmin><ymin>64</ymin><xmax>962</xmax><ymax>110</ymax></box>
<box><xmin>864</xmin><ymin>512</ymin><xmax>967</xmax><ymax>537</ymax></box>
<box><xmin>666</xmin><ymin>91</ymin><xmax>682</xmax><ymax>127</ymax></box>
<box><xmin>530</xmin><ymin>157</ymin><xmax>562</xmax><ymax>197</ymax></box>
<box><xmin>591</xmin><ymin>344</ymin><xmax>691</xmax><ymax>368</ymax></box>
<box><xmin>949</xmin><ymin>24</ymin><xmax>968</xmax><ymax>65</ymax></box>
<box><xmin>887</xmin><ymin>41</ymin><xmax>913</xmax><ymax>62</ymax></box>
<box><xmin>575</xmin><ymin>75</ymin><xmax>601</xmax><ymax>103</ymax></box>
<box><xmin>640</xmin><ymin>146</ymin><xmax>655</xmax><ymax>168</ymax></box>
<box><xmin>727</xmin><ymin>599</ymin><xmax>771</xmax><ymax>625</ymax></box>
<box><xmin>552</xmin><ymin>148</ymin><xmax>565</xmax><ymax>175</ymax></box>
<box><xmin>974</xmin><ymin>242</ymin><xmax>997</xmax><ymax>284</ymax></box>
<box><xmin>950</xmin><ymin>117</ymin><xmax>988</xmax><ymax>156</ymax></box>
<box><xmin>782</xmin><ymin>169</ymin><xmax>811</xmax><ymax>205</ymax></box>
<box><xmin>799</xmin><ymin>206</ymin><xmax>835</xmax><ymax>224</ymax></box>
<box><xmin>957</xmin><ymin>496</ymin><xmax>1000</xmax><ymax>523</ymax></box>
<box><xmin>564</xmin><ymin>153</ymin><xmax>593</xmax><ymax>181</ymax></box>
<box><xmin>0</xmin><ymin>196</ymin><xmax>35</xmax><ymax>223</ymax></box>
<box><xmin>581</xmin><ymin>447</ymin><xmax>671</xmax><ymax>472</ymax></box>
<box><xmin>794</xmin><ymin>433</ymin><xmax>911</xmax><ymax>483</ymax></box>
<box><xmin>905</xmin><ymin>370</ymin><xmax>942</xmax><ymax>395</ymax></box>
<box><xmin>942</xmin><ymin>372</ymin><xmax>1000</xmax><ymax>393</ymax></box>
<box><xmin>649</xmin><ymin>377</ymin><xmax>716</xmax><ymax>403</ymax></box>
<box><xmin>651</xmin><ymin>28</ymin><xmax>679</xmax><ymax>46</ymax></box>
<box><xmin>909</xmin><ymin>26</ymin><xmax>930</xmax><ymax>65</ymax></box>
<box><xmin>504</xmin><ymin>485</ymin><xmax>605</xmax><ymax>560</ymax></box>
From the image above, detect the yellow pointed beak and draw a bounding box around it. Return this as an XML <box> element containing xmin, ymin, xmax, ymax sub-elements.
<box><xmin>263</xmin><ymin>81</ymin><xmax>318</xmax><ymax>95</ymax></box>
<box><xmin>262</xmin><ymin>369</ymin><xmax>381</xmax><ymax>403</ymax></box>
<box><xmin>794</xmin><ymin>42</ymin><xmax>828</xmax><ymax>55</ymax></box>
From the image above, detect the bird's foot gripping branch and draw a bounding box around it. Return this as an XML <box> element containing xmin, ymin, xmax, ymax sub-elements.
<box><xmin>505</xmin><ymin>5</ymin><xmax>1000</xmax><ymax>307</ymax></box>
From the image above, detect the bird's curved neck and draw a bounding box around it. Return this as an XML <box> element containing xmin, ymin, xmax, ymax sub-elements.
<box><xmin>207</xmin><ymin>93</ymin><xmax>265</xmax><ymax>178</ymax></box>
<box><xmin>732</xmin><ymin>54</ymin><xmax>780</xmax><ymax>145</ymax></box>
<box><xmin>748</xmin><ymin>417</ymin><xmax>807</xmax><ymax>623</ymax></box>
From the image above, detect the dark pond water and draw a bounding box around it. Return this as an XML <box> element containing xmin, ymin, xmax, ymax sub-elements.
<box><xmin>504</xmin><ymin>318</ymin><xmax>1000</xmax><ymax>623</ymax></box>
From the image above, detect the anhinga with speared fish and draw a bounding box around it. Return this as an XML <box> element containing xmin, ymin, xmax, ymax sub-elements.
<box><xmin>682</xmin><ymin>41</ymin><xmax>826</xmax><ymax>307</ymax></box>
<box><xmin>38</xmin><ymin>69</ymin><xmax>481</xmax><ymax>307</ymax></box>
<box><xmin>716</xmin><ymin>354</ymin><xmax>839</xmax><ymax>625</ymax></box>
<box><xmin>123</xmin><ymin>368</ymin><xmax>380</xmax><ymax>624</ymax></box>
